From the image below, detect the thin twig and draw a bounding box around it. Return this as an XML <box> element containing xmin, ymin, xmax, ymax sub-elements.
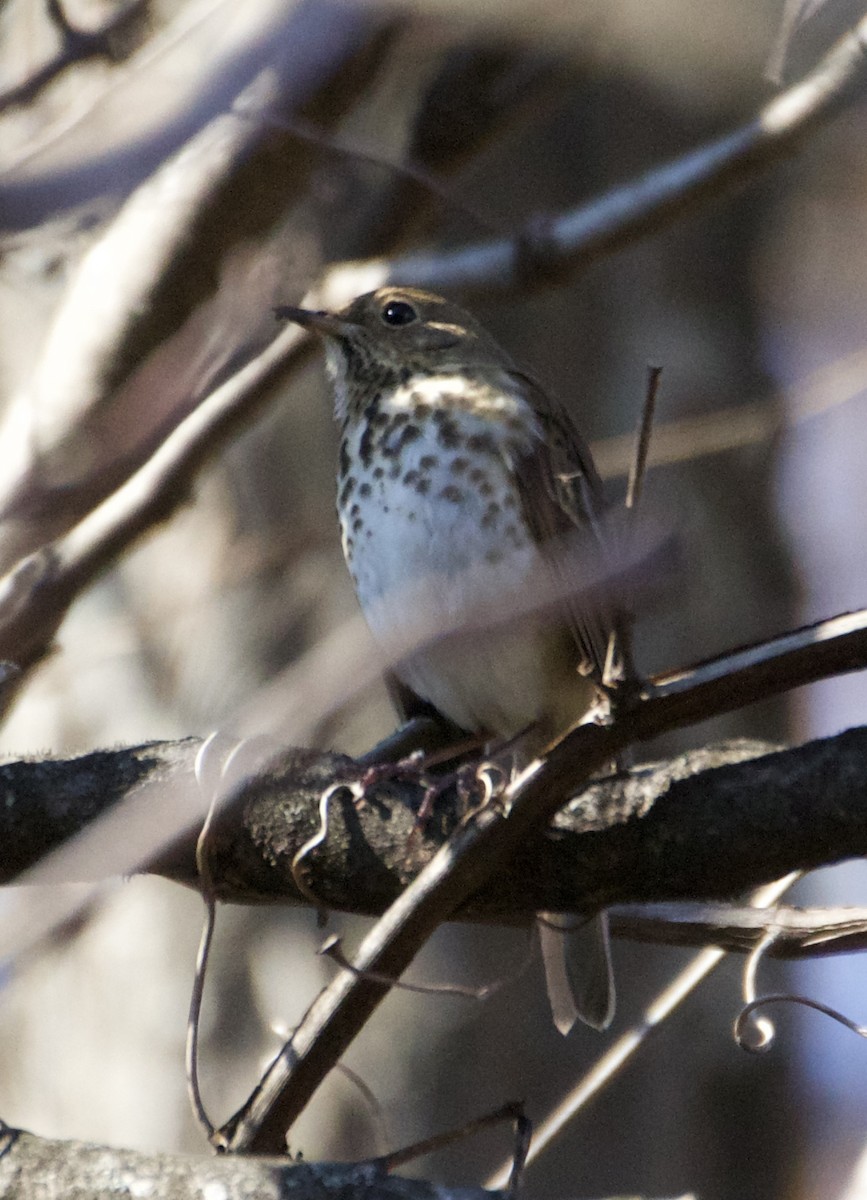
<box><xmin>184</xmin><ymin>735</ymin><xmax>224</xmax><ymax>1142</ymax></box>
<box><xmin>291</xmin><ymin>784</ymin><xmax>360</xmax><ymax>910</ymax></box>
<box><xmin>730</xmin><ymin>869</ymin><xmax>867</xmax><ymax>1057</ymax></box>
<box><xmin>334</xmin><ymin>1062</ymin><xmax>391</xmax><ymax>1157</ymax></box>
<box><xmin>319</xmin><ymin>932</ymin><xmax>535</xmax><ymax>1001</ymax></box>
<box><xmin>735</xmin><ymin>993</ymin><xmax>867</xmax><ymax>1050</ymax></box>
<box><xmin>263</xmin><ymin>111</ymin><xmax>503</xmax><ymax>239</ymax></box>
<box><xmin>626</xmin><ymin>364</ymin><xmax>662</xmax><ymax>512</ymax></box>
<box><xmin>604</xmin><ymin>363</ymin><xmax>661</xmax><ymax>688</ymax></box>
<box><xmin>737</xmin><ymin>928</ymin><xmax>783</xmax><ymax>1053</ymax></box>
<box><xmin>375</xmin><ymin>1102</ymin><xmax>527</xmax><ymax>1176</ymax></box>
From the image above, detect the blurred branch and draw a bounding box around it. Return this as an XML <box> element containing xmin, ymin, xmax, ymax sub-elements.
<box><xmin>0</xmin><ymin>87</ymin><xmax>283</xmax><ymax>565</ymax></box>
<box><xmin>0</xmin><ymin>318</ymin><xmax>311</xmax><ymax>701</ymax></box>
<box><xmin>592</xmin><ymin>397</ymin><xmax>779</xmax><ymax>480</ymax></box>
<box><xmin>0</xmin><ymin>0</ymin><xmax>148</xmax><ymax>114</ymax></box>
<box><xmin>594</xmin><ymin>338</ymin><xmax>867</xmax><ymax>479</ymax></box>
<box><xmin>0</xmin><ymin>65</ymin><xmax>283</xmax><ymax>565</ymax></box>
<box><xmin>766</xmin><ymin>0</ymin><xmax>829</xmax><ymax>84</ymax></box>
<box><xmin>0</xmin><ymin>0</ymin><xmax>397</xmax><ymax>213</ymax></box>
<box><xmin>0</xmin><ymin>6</ymin><xmax>398</xmax><ymax>569</ymax></box>
<box><xmin>320</xmin><ymin>9</ymin><xmax>867</xmax><ymax>297</ymax></box>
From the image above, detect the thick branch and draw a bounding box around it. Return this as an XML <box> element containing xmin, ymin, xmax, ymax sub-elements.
<box><xmin>3</xmin><ymin>606</ymin><xmax>865</xmax><ymax>1148</ymax></box>
<box><xmin>4</xmin><ymin>730</ymin><xmax>867</xmax><ymax>927</ymax></box>
<box><xmin>0</xmin><ymin>1126</ymin><xmax>498</xmax><ymax>1200</ymax></box>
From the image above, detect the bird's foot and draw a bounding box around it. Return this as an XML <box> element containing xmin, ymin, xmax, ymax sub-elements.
<box><xmin>356</xmin><ymin>749</ymin><xmax>428</xmax><ymax>807</ymax></box>
<box><xmin>409</xmin><ymin>756</ymin><xmax>510</xmax><ymax>846</ymax></box>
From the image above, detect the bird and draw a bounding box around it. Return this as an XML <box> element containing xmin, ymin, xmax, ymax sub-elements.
<box><xmin>276</xmin><ymin>286</ymin><xmax>614</xmax><ymax>1032</ymax></box>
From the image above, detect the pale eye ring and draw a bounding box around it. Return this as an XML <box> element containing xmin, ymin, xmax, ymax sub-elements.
<box><xmin>381</xmin><ymin>300</ymin><xmax>418</xmax><ymax>327</ymax></box>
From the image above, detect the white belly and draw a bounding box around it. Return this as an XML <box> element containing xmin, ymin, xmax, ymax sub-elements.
<box><xmin>338</xmin><ymin>397</ymin><xmax>572</xmax><ymax>737</ymax></box>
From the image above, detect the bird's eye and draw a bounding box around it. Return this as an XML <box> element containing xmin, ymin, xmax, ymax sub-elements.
<box><xmin>381</xmin><ymin>300</ymin><xmax>418</xmax><ymax>327</ymax></box>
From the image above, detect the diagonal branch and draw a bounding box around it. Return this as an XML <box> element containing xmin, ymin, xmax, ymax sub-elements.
<box><xmin>220</xmin><ymin>607</ymin><xmax>867</xmax><ymax>1151</ymax></box>
<box><xmin>320</xmin><ymin>11</ymin><xmax>867</xmax><ymax>299</ymax></box>
<box><xmin>0</xmin><ymin>318</ymin><xmax>310</xmax><ymax>699</ymax></box>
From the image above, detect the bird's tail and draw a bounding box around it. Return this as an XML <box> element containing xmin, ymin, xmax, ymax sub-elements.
<box><xmin>539</xmin><ymin>911</ymin><xmax>615</xmax><ymax>1034</ymax></box>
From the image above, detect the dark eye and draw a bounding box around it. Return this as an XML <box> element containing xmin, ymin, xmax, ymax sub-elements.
<box><xmin>381</xmin><ymin>300</ymin><xmax>418</xmax><ymax>327</ymax></box>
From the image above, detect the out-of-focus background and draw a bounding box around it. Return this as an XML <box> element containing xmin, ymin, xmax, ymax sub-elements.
<box><xmin>0</xmin><ymin>1</ymin><xmax>866</xmax><ymax>1197</ymax></box>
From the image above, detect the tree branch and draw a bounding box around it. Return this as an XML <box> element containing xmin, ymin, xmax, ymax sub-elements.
<box><xmin>219</xmin><ymin>607</ymin><xmax>867</xmax><ymax>1151</ymax></box>
<box><xmin>320</xmin><ymin>11</ymin><xmax>867</xmax><ymax>299</ymax></box>
<box><xmin>0</xmin><ymin>316</ymin><xmax>311</xmax><ymax>700</ymax></box>
<box><xmin>3</xmin><ymin>725</ymin><xmax>867</xmax><ymax>923</ymax></box>
<box><xmin>0</xmin><ymin>0</ymin><xmax>148</xmax><ymax>115</ymax></box>
<box><xmin>2</xmin><ymin>608</ymin><xmax>866</xmax><ymax>1149</ymax></box>
<box><xmin>0</xmin><ymin>1126</ymin><xmax>501</xmax><ymax>1200</ymax></box>
<box><xmin>610</xmin><ymin>902</ymin><xmax>867</xmax><ymax>958</ymax></box>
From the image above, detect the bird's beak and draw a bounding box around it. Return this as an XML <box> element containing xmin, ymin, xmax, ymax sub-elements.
<box><xmin>274</xmin><ymin>304</ymin><xmax>354</xmax><ymax>338</ymax></box>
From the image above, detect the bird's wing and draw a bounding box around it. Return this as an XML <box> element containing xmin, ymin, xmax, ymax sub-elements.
<box><xmin>384</xmin><ymin>671</ymin><xmax>468</xmax><ymax>733</ymax></box>
<box><xmin>507</xmin><ymin>370</ymin><xmax>610</xmax><ymax>678</ymax></box>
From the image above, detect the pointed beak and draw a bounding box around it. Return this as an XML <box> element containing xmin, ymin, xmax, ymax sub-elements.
<box><xmin>274</xmin><ymin>304</ymin><xmax>353</xmax><ymax>338</ymax></box>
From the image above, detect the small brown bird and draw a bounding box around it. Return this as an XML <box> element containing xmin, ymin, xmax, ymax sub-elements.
<box><xmin>278</xmin><ymin>287</ymin><xmax>614</xmax><ymax>1032</ymax></box>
